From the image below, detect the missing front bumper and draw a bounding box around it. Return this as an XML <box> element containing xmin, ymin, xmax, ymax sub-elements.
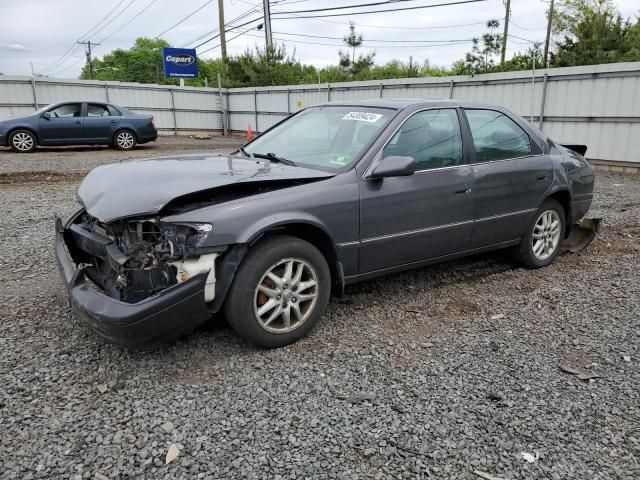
<box><xmin>55</xmin><ymin>215</ymin><xmax>212</xmax><ymax>350</ymax></box>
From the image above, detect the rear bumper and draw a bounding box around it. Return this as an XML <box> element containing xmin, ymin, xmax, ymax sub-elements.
<box><xmin>55</xmin><ymin>214</ymin><xmax>211</xmax><ymax>350</ymax></box>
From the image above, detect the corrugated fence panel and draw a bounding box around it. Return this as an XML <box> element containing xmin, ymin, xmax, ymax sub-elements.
<box><xmin>1</xmin><ymin>63</ymin><xmax>639</xmax><ymax>162</ymax></box>
<box><xmin>173</xmin><ymin>89</ymin><xmax>219</xmax><ymax>111</ymax></box>
<box><xmin>228</xmin><ymin>92</ymin><xmax>256</xmax><ymax>112</ymax></box>
<box><xmin>107</xmin><ymin>86</ymin><xmax>172</xmax><ymax>109</ymax></box>
<box><xmin>230</xmin><ymin>113</ymin><xmax>256</xmax><ymax>132</ymax></box>
<box><xmin>175</xmin><ymin>110</ymin><xmax>220</xmax><ymax>130</ymax></box>
<box><xmin>257</xmin><ymin>91</ymin><xmax>288</xmax><ymax>114</ymax></box>
<box><xmin>37</xmin><ymin>82</ymin><xmax>106</xmax><ymax>104</ymax></box>
<box><xmin>0</xmin><ymin>80</ymin><xmax>33</xmax><ymax>107</ymax></box>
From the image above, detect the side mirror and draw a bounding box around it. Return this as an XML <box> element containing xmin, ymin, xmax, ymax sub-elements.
<box><xmin>367</xmin><ymin>155</ymin><xmax>416</xmax><ymax>179</ymax></box>
<box><xmin>42</xmin><ymin>112</ymin><xmax>51</xmax><ymax>119</ymax></box>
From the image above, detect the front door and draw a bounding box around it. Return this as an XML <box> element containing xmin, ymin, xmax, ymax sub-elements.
<box><xmin>358</xmin><ymin>108</ymin><xmax>475</xmax><ymax>273</ymax></box>
<box><xmin>84</xmin><ymin>103</ymin><xmax>122</xmax><ymax>142</ymax></box>
<box><xmin>463</xmin><ymin>108</ymin><xmax>553</xmax><ymax>248</ymax></box>
<box><xmin>38</xmin><ymin>103</ymin><xmax>84</xmax><ymax>144</ymax></box>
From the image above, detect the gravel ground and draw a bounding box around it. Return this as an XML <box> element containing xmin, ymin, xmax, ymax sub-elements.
<box><xmin>0</xmin><ymin>147</ymin><xmax>639</xmax><ymax>479</ymax></box>
<box><xmin>0</xmin><ymin>134</ymin><xmax>243</xmax><ymax>175</ymax></box>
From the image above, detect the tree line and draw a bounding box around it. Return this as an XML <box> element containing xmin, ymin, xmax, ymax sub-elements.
<box><xmin>80</xmin><ymin>0</ymin><xmax>640</xmax><ymax>87</ymax></box>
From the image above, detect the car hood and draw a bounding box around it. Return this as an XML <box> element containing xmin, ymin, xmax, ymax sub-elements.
<box><xmin>77</xmin><ymin>154</ymin><xmax>334</xmax><ymax>222</ymax></box>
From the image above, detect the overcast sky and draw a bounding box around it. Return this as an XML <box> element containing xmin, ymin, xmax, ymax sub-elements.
<box><xmin>1</xmin><ymin>0</ymin><xmax>638</xmax><ymax>78</ymax></box>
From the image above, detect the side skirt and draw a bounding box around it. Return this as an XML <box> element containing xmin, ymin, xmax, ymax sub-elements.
<box><xmin>343</xmin><ymin>239</ymin><xmax>521</xmax><ymax>285</ymax></box>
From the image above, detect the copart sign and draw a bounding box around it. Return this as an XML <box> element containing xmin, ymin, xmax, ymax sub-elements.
<box><xmin>162</xmin><ymin>47</ymin><xmax>198</xmax><ymax>78</ymax></box>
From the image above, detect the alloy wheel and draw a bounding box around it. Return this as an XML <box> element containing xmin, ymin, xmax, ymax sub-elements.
<box><xmin>532</xmin><ymin>209</ymin><xmax>561</xmax><ymax>260</ymax></box>
<box><xmin>116</xmin><ymin>131</ymin><xmax>135</xmax><ymax>149</ymax></box>
<box><xmin>12</xmin><ymin>132</ymin><xmax>34</xmax><ymax>151</ymax></box>
<box><xmin>253</xmin><ymin>257</ymin><xmax>319</xmax><ymax>334</ymax></box>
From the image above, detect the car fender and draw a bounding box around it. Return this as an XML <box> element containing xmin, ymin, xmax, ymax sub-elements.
<box><xmin>239</xmin><ymin>210</ymin><xmax>337</xmax><ymax>246</ymax></box>
<box><xmin>6</xmin><ymin>123</ymin><xmax>39</xmax><ymax>141</ymax></box>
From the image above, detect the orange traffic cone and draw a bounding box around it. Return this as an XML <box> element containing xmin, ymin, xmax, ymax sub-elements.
<box><xmin>245</xmin><ymin>125</ymin><xmax>253</xmax><ymax>141</ymax></box>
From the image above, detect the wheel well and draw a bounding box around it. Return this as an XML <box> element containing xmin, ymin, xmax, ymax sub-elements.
<box><xmin>114</xmin><ymin>128</ymin><xmax>137</xmax><ymax>142</ymax></box>
<box><xmin>546</xmin><ymin>190</ymin><xmax>572</xmax><ymax>237</ymax></box>
<box><xmin>258</xmin><ymin>223</ymin><xmax>342</xmax><ymax>294</ymax></box>
<box><xmin>8</xmin><ymin>127</ymin><xmax>38</xmax><ymax>143</ymax></box>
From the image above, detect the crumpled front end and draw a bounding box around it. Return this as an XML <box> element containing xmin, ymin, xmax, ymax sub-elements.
<box><xmin>55</xmin><ymin>209</ymin><xmax>226</xmax><ymax>350</ymax></box>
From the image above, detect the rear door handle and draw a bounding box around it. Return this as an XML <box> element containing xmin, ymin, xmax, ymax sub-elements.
<box><xmin>110</xmin><ymin>120</ymin><xmax>118</xmax><ymax>123</ymax></box>
<box><xmin>75</xmin><ymin>121</ymin><xmax>82</xmax><ymax>124</ymax></box>
<box><xmin>453</xmin><ymin>183</ymin><xmax>472</xmax><ymax>195</ymax></box>
<box><xmin>536</xmin><ymin>173</ymin><xmax>549</xmax><ymax>181</ymax></box>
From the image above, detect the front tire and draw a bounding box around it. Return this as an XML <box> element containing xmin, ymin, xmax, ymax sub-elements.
<box><xmin>224</xmin><ymin>235</ymin><xmax>331</xmax><ymax>348</ymax></box>
<box><xmin>515</xmin><ymin>198</ymin><xmax>566</xmax><ymax>268</ymax></box>
<box><xmin>113</xmin><ymin>129</ymin><xmax>137</xmax><ymax>150</ymax></box>
<box><xmin>9</xmin><ymin>129</ymin><xmax>37</xmax><ymax>153</ymax></box>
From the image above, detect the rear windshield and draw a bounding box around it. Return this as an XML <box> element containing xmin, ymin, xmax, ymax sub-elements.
<box><xmin>244</xmin><ymin>106</ymin><xmax>395</xmax><ymax>170</ymax></box>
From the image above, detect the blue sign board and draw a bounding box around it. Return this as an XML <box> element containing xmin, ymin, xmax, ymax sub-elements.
<box><xmin>162</xmin><ymin>47</ymin><xmax>198</xmax><ymax>78</ymax></box>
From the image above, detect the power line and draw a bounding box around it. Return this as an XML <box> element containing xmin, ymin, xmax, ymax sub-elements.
<box><xmin>272</xmin><ymin>0</ymin><xmax>418</xmax><ymax>15</ymax></box>
<box><xmin>236</xmin><ymin>31</ymin><xmax>470</xmax><ymax>49</ymax></box>
<box><xmin>271</xmin><ymin>0</ymin><xmax>488</xmax><ymax>19</ymax></box>
<box><xmin>272</xmin><ymin>30</ymin><xmax>472</xmax><ymax>43</ymax></box>
<box><xmin>178</xmin><ymin>3</ymin><xmax>262</xmax><ymax>47</ymax></box>
<box><xmin>99</xmin><ymin>0</ymin><xmax>160</xmax><ymax>43</ymax></box>
<box><xmin>84</xmin><ymin>0</ymin><xmax>137</xmax><ymax>40</ymax></box>
<box><xmin>154</xmin><ymin>0</ymin><xmax>213</xmax><ymax>39</ymax></box>
<box><xmin>193</xmin><ymin>16</ymin><xmax>264</xmax><ymax>49</ymax></box>
<box><xmin>199</xmin><ymin>24</ymin><xmax>259</xmax><ymax>55</ymax></box>
<box><xmin>38</xmin><ymin>0</ymin><xmax>130</xmax><ymax>74</ymax></box>
<box><xmin>77</xmin><ymin>0</ymin><xmax>129</xmax><ymax>41</ymax></box>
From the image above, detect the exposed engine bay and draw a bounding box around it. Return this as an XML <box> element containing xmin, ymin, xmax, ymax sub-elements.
<box><xmin>67</xmin><ymin>212</ymin><xmax>221</xmax><ymax>303</ymax></box>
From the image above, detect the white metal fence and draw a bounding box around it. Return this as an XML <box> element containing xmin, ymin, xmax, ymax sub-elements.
<box><xmin>0</xmin><ymin>76</ymin><xmax>223</xmax><ymax>134</ymax></box>
<box><xmin>1</xmin><ymin>61</ymin><xmax>639</xmax><ymax>163</ymax></box>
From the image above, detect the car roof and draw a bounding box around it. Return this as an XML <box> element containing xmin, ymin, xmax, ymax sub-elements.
<box><xmin>318</xmin><ymin>98</ymin><xmax>501</xmax><ymax>111</ymax></box>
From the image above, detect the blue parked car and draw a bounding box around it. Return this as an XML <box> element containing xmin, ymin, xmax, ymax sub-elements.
<box><xmin>0</xmin><ymin>101</ymin><xmax>157</xmax><ymax>152</ymax></box>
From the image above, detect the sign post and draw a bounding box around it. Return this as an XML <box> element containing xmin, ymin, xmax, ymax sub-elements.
<box><xmin>162</xmin><ymin>47</ymin><xmax>198</xmax><ymax>80</ymax></box>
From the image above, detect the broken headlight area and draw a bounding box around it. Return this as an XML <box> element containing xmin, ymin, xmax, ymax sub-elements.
<box><xmin>67</xmin><ymin>212</ymin><xmax>222</xmax><ymax>304</ymax></box>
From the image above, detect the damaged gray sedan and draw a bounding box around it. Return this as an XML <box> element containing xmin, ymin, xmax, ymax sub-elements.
<box><xmin>55</xmin><ymin>99</ymin><xmax>595</xmax><ymax>349</ymax></box>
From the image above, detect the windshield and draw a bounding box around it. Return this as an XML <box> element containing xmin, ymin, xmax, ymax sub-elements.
<box><xmin>243</xmin><ymin>106</ymin><xmax>395</xmax><ymax>170</ymax></box>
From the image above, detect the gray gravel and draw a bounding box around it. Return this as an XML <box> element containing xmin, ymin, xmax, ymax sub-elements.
<box><xmin>0</xmin><ymin>147</ymin><xmax>639</xmax><ymax>479</ymax></box>
<box><xmin>0</xmin><ymin>134</ymin><xmax>242</xmax><ymax>175</ymax></box>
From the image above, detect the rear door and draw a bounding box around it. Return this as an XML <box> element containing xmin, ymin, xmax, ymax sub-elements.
<box><xmin>38</xmin><ymin>103</ymin><xmax>84</xmax><ymax>144</ymax></box>
<box><xmin>463</xmin><ymin>108</ymin><xmax>552</xmax><ymax>248</ymax></box>
<box><xmin>84</xmin><ymin>103</ymin><xmax>121</xmax><ymax>143</ymax></box>
<box><xmin>358</xmin><ymin>108</ymin><xmax>475</xmax><ymax>273</ymax></box>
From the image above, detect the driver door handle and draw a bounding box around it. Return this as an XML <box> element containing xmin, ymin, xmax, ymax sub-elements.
<box><xmin>454</xmin><ymin>183</ymin><xmax>472</xmax><ymax>195</ymax></box>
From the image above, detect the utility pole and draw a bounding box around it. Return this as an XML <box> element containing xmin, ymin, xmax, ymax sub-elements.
<box><xmin>77</xmin><ymin>40</ymin><xmax>100</xmax><ymax>79</ymax></box>
<box><xmin>500</xmin><ymin>0</ymin><xmax>511</xmax><ymax>65</ymax></box>
<box><xmin>217</xmin><ymin>0</ymin><xmax>228</xmax><ymax>82</ymax></box>
<box><xmin>543</xmin><ymin>0</ymin><xmax>555</xmax><ymax>67</ymax></box>
<box><xmin>263</xmin><ymin>0</ymin><xmax>273</xmax><ymax>48</ymax></box>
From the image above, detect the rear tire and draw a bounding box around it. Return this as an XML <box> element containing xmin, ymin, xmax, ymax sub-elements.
<box><xmin>515</xmin><ymin>198</ymin><xmax>566</xmax><ymax>268</ymax></box>
<box><xmin>113</xmin><ymin>129</ymin><xmax>137</xmax><ymax>150</ymax></box>
<box><xmin>9</xmin><ymin>129</ymin><xmax>37</xmax><ymax>153</ymax></box>
<box><xmin>224</xmin><ymin>235</ymin><xmax>331</xmax><ymax>348</ymax></box>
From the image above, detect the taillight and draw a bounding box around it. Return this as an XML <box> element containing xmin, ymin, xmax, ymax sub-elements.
<box><xmin>148</xmin><ymin>116</ymin><xmax>155</xmax><ymax>127</ymax></box>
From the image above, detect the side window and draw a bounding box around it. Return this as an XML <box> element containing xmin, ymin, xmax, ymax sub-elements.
<box><xmin>465</xmin><ymin>109</ymin><xmax>532</xmax><ymax>162</ymax></box>
<box><xmin>48</xmin><ymin>103</ymin><xmax>82</xmax><ymax>118</ymax></box>
<box><xmin>383</xmin><ymin>109</ymin><xmax>463</xmax><ymax>171</ymax></box>
<box><xmin>107</xmin><ymin>105</ymin><xmax>121</xmax><ymax>117</ymax></box>
<box><xmin>87</xmin><ymin>104</ymin><xmax>111</xmax><ymax>117</ymax></box>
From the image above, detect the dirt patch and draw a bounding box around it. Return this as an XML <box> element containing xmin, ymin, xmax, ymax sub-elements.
<box><xmin>0</xmin><ymin>170</ymin><xmax>87</xmax><ymax>185</ymax></box>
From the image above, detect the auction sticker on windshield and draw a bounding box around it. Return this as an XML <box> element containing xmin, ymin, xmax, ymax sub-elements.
<box><xmin>342</xmin><ymin>112</ymin><xmax>383</xmax><ymax>122</ymax></box>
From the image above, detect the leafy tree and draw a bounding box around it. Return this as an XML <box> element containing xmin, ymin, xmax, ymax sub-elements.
<box><xmin>501</xmin><ymin>43</ymin><xmax>545</xmax><ymax>71</ymax></box>
<box><xmin>80</xmin><ymin>37</ymin><xmax>213</xmax><ymax>86</ymax></box>
<box><xmin>454</xmin><ymin>19</ymin><xmax>503</xmax><ymax>74</ymax></box>
<box><xmin>338</xmin><ymin>22</ymin><xmax>375</xmax><ymax>75</ymax></box>
<box><xmin>550</xmin><ymin>0</ymin><xmax>640</xmax><ymax>66</ymax></box>
<box><xmin>226</xmin><ymin>44</ymin><xmax>317</xmax><ymax>87</ymax></box>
